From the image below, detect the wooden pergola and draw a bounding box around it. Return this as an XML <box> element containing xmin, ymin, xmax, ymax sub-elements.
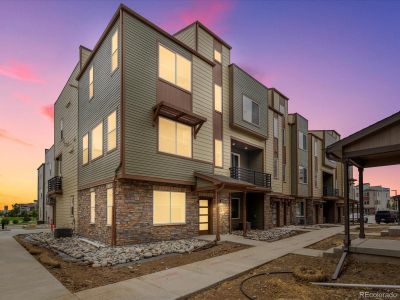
<box><xmin>326</xmin><ymin>111</ymin><xmax>400</xmax><ymax>279</ymax></box>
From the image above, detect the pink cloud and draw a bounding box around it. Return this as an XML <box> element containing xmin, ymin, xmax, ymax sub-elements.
<box><xmin>40</xmin><ymin>104</ymin><xmax>54</xmax><ymax>121</ymax></box>
<box><xmin>163</xmin><ymin>0</ymin><xmax>235</xmax><ymax>34</ymax></box>
<box><xmin>0</xmin><ymin>129</ymin><xmax>32</xmax><ymax>147</ymax></box>
<box><xmin>0</xmin><ymin>60</ymin><xmax>44</xmax><ymax>83</ymax></box>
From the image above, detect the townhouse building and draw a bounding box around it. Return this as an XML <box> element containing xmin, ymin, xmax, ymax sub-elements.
<box><xmin>37</xmin><ymin>146</ymin><xmax>55</xmax><ymax>224</ymax></box>
<box><xmin>355</xmin><ymin>183</ymin><xmax>390</xmax><ymax>214</ymax></box>
<box><xmin>37</xmin><ymin>4</ymin><xmax>348</xmax><ymax>245</ymax></box>
<box><xmin>37</xmin><ymin>163</ymin><xmax>45</xmax><ymax>223</ymax></box>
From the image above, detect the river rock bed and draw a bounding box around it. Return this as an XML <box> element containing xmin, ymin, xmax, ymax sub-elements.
<box><xmin>24</xmin><ymin>232</ymin><xmax>209</xmax><ymax>267</ymax></box>
<box><xmin>232</xmin><ymin>227</ymin><xmax>299</xmax><ymax>242</ymax></box>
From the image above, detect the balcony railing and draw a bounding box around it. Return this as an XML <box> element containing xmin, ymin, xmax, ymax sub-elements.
<box><xmin>230</xmin><ymin>167</ymin><xmax>271</xmax><ymax>188</ymax></box>
<box><xmin>323</xmin><ymin>186</ymin><xmax>339</xmax><ymax>197</ymax></box>
<box><xmin>48</xmin><ymin>176</ymin><xmax>62</xmax><ymax>195</ymax></box>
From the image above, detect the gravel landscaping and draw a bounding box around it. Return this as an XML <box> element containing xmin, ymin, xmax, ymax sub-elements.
<box><xmin>232</xmin><ymin>227</ymin><xmax>305</xmax><ymax>242</ymax></box>
<box><xmin>25</xmin><ymin>232</ymin><xmax>209</xmax><ymax>267</ymax></box>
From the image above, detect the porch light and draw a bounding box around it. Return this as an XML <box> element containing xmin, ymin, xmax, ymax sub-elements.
<box><xmin>244</xmin><ymin>146</ymin><xmax>248</xmax><ymax>150</ymax></box>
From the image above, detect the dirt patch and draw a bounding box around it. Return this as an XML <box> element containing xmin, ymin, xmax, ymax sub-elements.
<box><xmin>15</xmin><ymin>235</ymin><xmax>250</xmax><ymax>293</ymax></box>
<box><xmin>188</xmin><ymin>254</ymin><xmax>400</xmax><ymax>300</ymax></box>
<box><xmin>351</xmin><ymin>225</ymin><xmax>391</xmax><ymax>233</ymax></box>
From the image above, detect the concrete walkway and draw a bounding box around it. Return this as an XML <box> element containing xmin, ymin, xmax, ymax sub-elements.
<box><xmin>75</xmin><ymin>225</ymin><xmax>344</xmax><ymax>300</ymax></box>
<box><xmin>0</xmin><ymin>228</ymin><xmax>74</xmax><ymax>300</ymax></box>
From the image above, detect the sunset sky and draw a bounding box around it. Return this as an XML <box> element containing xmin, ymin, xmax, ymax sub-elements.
<box><xmin>1</xmin><ymin>0</ymin><xmax>399</xmax><ymax>210</ymax></box>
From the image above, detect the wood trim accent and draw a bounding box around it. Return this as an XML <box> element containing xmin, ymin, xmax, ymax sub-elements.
<box><xmin>345</xmin><ymin>144</ymin><xmax>400</xmax><ymax>158</ymax></box>
<box><xmin>120</xmin><ymin>8</ymin><xmax>126</xmax><ymax>177</ymax></box>
<box><xmin>268</xmin><ymin>105</ymin><xmax>284</xmax><ymax>116</ymax></box>
<box><xmin>77</xmin><ymin>5</ymin><xmax>215</xmax><ymax>80</ymax></box>
<box><xmin>157</xmin><ymin>79</ymin><xmax>192</xmax><ymax>111</ymax></box>
<box><xmin>118</xmin><ymin>174</ymin><xmax>194</xmax><ymax>186</ymax></box>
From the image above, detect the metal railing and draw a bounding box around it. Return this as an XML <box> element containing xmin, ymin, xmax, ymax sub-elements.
<box><xmin>48</xmin><ymin>176</ymin><xmax>62</xmax><ymax>194</ymax></box>
<box><xmin>230</xmin><ymin>167</ymin><xmax>271</xmax><ymax>188</ymax></box>
<box><xmin>323</xmin><ymin>186</ymin><xmax>339</xmax><ymax>197</ymax></box>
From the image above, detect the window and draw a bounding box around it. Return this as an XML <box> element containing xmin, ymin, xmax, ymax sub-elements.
<box><xmin>82</xmin><ymin>134</ymin><xmax>89</xmax><ymax>164</ymax></box>
<box><xmin>89</xmin><ymin>66</ymin><xmax>94</xmax><ymax>99</ymax></box>
<box><xmin>273</xmin><ymin>114</ymin><xmax>279</xmax><ymax>138</ymax></box>
<box><xmin>273</xmin><ymin>158</ymin><xmax>278</xmax><ymax>179</ymax></box>
<box><xmin>296</xmin><ymin>202</ymin><xmax>305</xmax><ymax>217</ymax></box>
<box><xmin>60</xmin><ymin>119</ymin><xmax>64</xmax><ymax>140</ymax></box>
<box><xmin>107</xmin><ymin>188</ymin><xmax>113</xmax><ymax>226</ymax></box>
<box><xmin>159</xmin><ymin>44</ymin><xmax>191</xmax><ymax>91</ymax></box>
<box><xmin>158</xmin><ymin>117</ymin><xmax>192</xmax><ymax>158</ymax></box>
<box><xmin>91</xmin><ymin>122</ymin><xmax>103</xmax><ymax>160</ymax></box>
<box><xmin>231</xmin><ymin>198</ymin><xmax>240</xmax><ymax>219</ymax></box>
<box><xmin>282</xmin><ymin>163</ymin><xmax>286</xmax><ymax>182</ymax></box>
<box><xmin>107</xmin><ymin>111</ymin><xmax>117</xmax><ymax>151</ymax></box>
<box><xmin>214</xmin><ymin>84</ymin><xmax>222</xmax><ymax>113</ymax></box>
<box><xmin>314</xmin><ymin>156</ymin><xmax>318</xmax><ymax>188</ymax></box>
<box><xmin>111</xmin><ymin>30</ymin><xmax>118</xmax><ymax>72</ymax></box>
<box><xmin>314</xmin><ymin>140</ymin><xmax>318</xmax><ymax>157</ymax></box>
<box><xmin>90</xmin><ymin>192</ymin><xmax>95</xmax><ymax>223</ymax></box>
<box><xmin>70</xmin><ymin>196</ymin><xmax>74</xmax><ymax>216</ymax></box>
<box><xmin>299</xmin><ymin>166</ymin><xmax>307</xmax><ymax>184</ymax></box>
<box><xmin>299</xmin><ymin>132</ymin><xmax>307</xmax><ymax>150</ymax></box>
<box><xmin>243</xmin><ymin>95</ymin><xmax>259</xmax><ymax>125</ymax></box>
<box><xmin>279</xmin><ymin>98</ymin><xmax>285</xmax><ymax>113</ymax></box>
<box><xmin>153</xmin><ymin>191</ymin><xmax>185</xmax><ymax>224</ymax></box>
<box><xmin>214</xmin><ymin>49</ymin><xmax>221</xmax><ymax>63</ymax></box>
<box><xmin>215</xmin><ymin>139</ymin><xmax>223</xmax><ymax>167</ymax></box>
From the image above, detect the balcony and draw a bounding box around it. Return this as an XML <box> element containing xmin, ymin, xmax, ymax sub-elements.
<box><xmin>323</xmin><ymin>186</ymin><xmax>339</xmax><ymax>197</ymax></box>
<box><xmin>230</xmin><ymin>167</ymin><xmax>271</xmax><ymax>188</ymax></box>
<box><xmin>48</xmin><ymin>176</ymin><xmax>62</xmax><ymax>195</ymax></box>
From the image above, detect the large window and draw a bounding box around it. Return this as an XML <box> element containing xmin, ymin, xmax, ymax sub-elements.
<box><xmin>153</xmin><ymin>191</ymin><xmax>185</xmax><ymax>224</ymax></box>
<box><xmin>214</xmin><ymin>49</ymin><xmax>221</xmax><ymax>63</ymax></box>
<box><xmin>111</xmin><ymin>30</ymin><xmax>118</xmax><ymax>72</ymax></box>
<box><xmin>82</xmin><ymin>134</ymin><xmax>89</xmax><ymax>165</ymax></box>
<box><xmin>91</xmin><ymin>122</ymin><xmax>103</xmax><ymax>160</ymax></box>
<box><xmin>89</xmin><ymin>66</ymin><xmax>94</xmax><ymax>99</ymax></box>
<box><xmin>299</xmin><ymin>166</ymin><xmax>307</xmax><ymax>184</ymax></box>
<box><xmin>296</xmin><ymin>201</ymin><xmax>305</xmax><ymax>217</ymax></box>
<box><xmin>158</xmin><ymin>117</ymin><xmax>192</xmax><ymax>158</ymax></box>
<box><xmin>106</xmin><ymin>188</ymin><xmax>113</xmax><ymax>226</ymax></box>
<box><xmin>299</xmin><ymin>132</ymin><xmax>307</xmax><ymax>150</ymax></box>
<box><xmin>90</xmin><ymin>191</ymin><xmax>95</xmax><ymax>224</ymax></box>
<box><xmin>214</xmin><ymin>84</ymin><xmax>222</xmax><ymax>113</ymax></box>
<box><xmin>215</xmin><ymin>139</ymin><xmax>223</xmax><ymax>167</ymax></box>
<box><xmin>107</xmin><ymin>111</ymin><xmax>117</xmax><ymax>151</ymax></box>
<box><xmin>273</xmin><ymin>114</ymin><xmax>279</xmax><ymax>138</ymax></box>
<box><xmin>231</xmin><ymin>198</ymin><xmax>240</xmax><ymax>219</ymax></box>
<box><xmin>273</xmin><ymin>158</ymin><xmax>278</xmax><ymax>179</ymax></box>
<box><xmin>159</xmin><ymin>44</ymin><xmax>191</xmax><ymax>91</ymax></box>
<box><xmin>243</xmin><ymin>95</ymin><xmax>259</xmax><ymax>125</ymax></box>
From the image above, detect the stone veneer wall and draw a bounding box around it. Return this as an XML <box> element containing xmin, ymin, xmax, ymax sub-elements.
<box><xmin>78</xmin><ymin>183</ymin><xmax>113</xmax><ymax>244</ymax></box>
<box><xmin>306</xmin><ymin>199</ymin><xmax>314</xmax><ymax>225</ymax></box>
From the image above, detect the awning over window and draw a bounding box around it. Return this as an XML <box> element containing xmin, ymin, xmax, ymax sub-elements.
<box><xmin>153</xmin><ymin>101</ymin><xmax>207</xmax><ymax>138</ymax></box>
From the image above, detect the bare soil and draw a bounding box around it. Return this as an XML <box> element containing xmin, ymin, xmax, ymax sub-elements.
<box><xmin>307</xmin><ymin>233</ymin><xmax>400</xmax><ymax>251</ymax></box>
<box><xmin>188</xmin><ymin>254</ymin><xmax>400</xmax><ymax>300</ymax></box>
<box><xmin>15</xmin><ymin>235</ymin><xmax>250</xmax><ymax>292</ymax></box>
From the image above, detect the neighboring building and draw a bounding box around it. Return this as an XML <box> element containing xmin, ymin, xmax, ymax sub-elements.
<box><xmin>4</xmin><ymin>205</ymin><xmax>8</xmax><ymax>213</ymax></box>
<box><xmin>15</xmin><ymin>203</ymin><xmax>36</xmax><ymax>214</ymax></box>
<box><xmin>355</xmin><ymin>183</ymin><xmax>391</xmax><ymax>215</ymax></box>
<box><xmin>44</xmin><ymin>146</ymin><xmax>55</xmax><ymax>224</ymax></box>
<box><xmin>37</xmin><ymin>4</ymin><xmax>349</xmax><ymax>244</ymax></box>
<box><xmin>37</xmin><ymin>163</ymin><xmax>45</xmax><ymax>223</ymax></box>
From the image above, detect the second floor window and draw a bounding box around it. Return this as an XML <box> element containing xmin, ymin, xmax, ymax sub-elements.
<box><xmin>273</xmin><ymin>158</ymin><xmax>278</xmax><ymax>179</ymax></box>
<box><xmin>299</xmin><ymin>132</ymin><xmax>307</xmax><ymax>150</ymax></box>
<box><xmin>273</xmin><ymin>114</ymin><xmax>279</xmax><ymax>138</ymax></box>
<box><xmin>243</xmin><ymin>95</ymin><xmax>259</xmax><ymax>125</ymax></box>
<box><xmin>215</xmin><ymin>139</ymin><xmax>223</xmax><ymax>167</ymax></box>
<box><xmin>82</xmin><ymin>134</ymin><xmax>89</xmax><ymax>165</ymax></box>
<box><xmin>159</xmin><ymin>44</ymin><xmax>191</xmax><ymax>92</ymax></box>
<box><xmin>89</xmin><ymin>66</ymin><xmax>94</xmax><ymax>99</ymax></box>
<box><xmin>91</xmin><ymin>122</ymin><xmax>103</xmax><ymax>160</ymax></box>
<box><xmin>214</xmin><ymin>84</ymin><xmax>222</xmax><ymax>113</ymax></box>
<box><xmin>214</xmin><ymin>49</ymin><xmax>222</xmax><ymax>63</ymax></box>
<box><xmin>111</xmin><ymin>29</ymin><xmax>118</xmax><ymax>72</ymax></box>
<box><xmin>60</xmin><ymin>119</ymin><xmax>64</xmax><ymax>140</ymax></box>
<box><xmin>158</xmin><ymin>117</ymin><xmax>192</xmax><ymax>158</ymax></box>
<box><xmin>299</xmin><ymin>166</ymin><xmax>307</xmax><ymax>184</ymax></box>
<box><xmin>107</xmin><ymin>111</ymin><xmax>117</xmax><ymax>151</ymax></box>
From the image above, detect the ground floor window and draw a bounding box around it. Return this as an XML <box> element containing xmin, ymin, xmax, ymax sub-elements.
<box><xmin>231</xmin><ymin>198</ymin><xmax>240</xmax><ymax>219</ymax></box>
<box><xmin>272</xmin><ymin>202</ymin><xmax>277</xmax><ymax>225</ymax></box>
<box><xmin>90</xmin><ymin>192</ymin><xmax>95</xmax><ymax>224</ymax></box>
<box><xmin>153</xmin><ymin>191</ymin><xmax>186</xmax><ymax>225</ymax></box>
<box><xmin>106</xmin><ymin>188</ymin><xmax>113</xmax><ymax>226</ymax></box>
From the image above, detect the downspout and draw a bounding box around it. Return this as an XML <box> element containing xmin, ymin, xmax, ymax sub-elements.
<box><xmin>112</xmin><ymin>161</ymin><xmax>122</xmax><ymax>247</ymax></box>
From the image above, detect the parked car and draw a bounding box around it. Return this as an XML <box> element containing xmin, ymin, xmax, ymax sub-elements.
<box><xmin>375</xmin><ymin>210</ymin><xmax>399</xmax><ymax>224</ymax></box>
<box><xmin>350</xmin><ymin>213</ymin><xmax>368</xmax><ymax>224</ymax></box>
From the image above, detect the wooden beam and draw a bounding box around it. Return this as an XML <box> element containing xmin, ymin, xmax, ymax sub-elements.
<box><xmin>243</xmin><ymin>192</ymin><xmax>247</xmax><ymax>237</ymax></box>
<box><xmin>343</xmin><ymin>160</ymin><xmax>351</xmax><ymax>250</ymax></box>
<box><xmin>358</xmin><ymin>167</ymin><xmax>365</xmax><ymax>238</ymax></box>
<box><xmin>215</xmin><ymin>190</ymin><xmax>220</xmax><ymax>241</ymax></box>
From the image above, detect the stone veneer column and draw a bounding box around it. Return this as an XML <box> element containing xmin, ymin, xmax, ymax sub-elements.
<box><xmin>264</xmin><ymin>194</ymin><xmax>273</xmax><ymax>229</ymax></box>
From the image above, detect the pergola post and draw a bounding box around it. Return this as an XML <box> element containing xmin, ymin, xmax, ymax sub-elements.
<box><xmin>343</xmin><ymin>160</ymin><xmax>351</xmax><ymax>250</ymax></box>
<box><xmin>358</xmin><ymin>167</ymin><xmax>365</xmax><ymax>238</ymax></box>
<box><xmin>242</xmin><ymin>192</ymin><xmax>247</xmax><ymax>237</ymax></box>
<box><xmin>215</xmin><ymin>190</ymin><xmax>220</xmax><ymax>241</ymax></box>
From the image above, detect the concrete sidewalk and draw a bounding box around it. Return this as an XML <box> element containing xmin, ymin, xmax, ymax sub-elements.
<box><xmin>0</xmin><ymin>228</ymin><xmax>74</xmax><ymax>300</ymax></box>
<box><xmin>75</xmin><ymin>226</ymin><xmax>344</xmax><ymax>300</ymax></box>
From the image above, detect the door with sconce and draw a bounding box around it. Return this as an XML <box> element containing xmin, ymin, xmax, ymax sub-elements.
<box><xmin>199</xmin><ymin>199</ymin><xmax>212</xmax><ymax>235</ymax></box>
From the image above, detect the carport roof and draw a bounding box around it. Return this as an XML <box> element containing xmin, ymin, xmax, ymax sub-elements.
<box><xmin>326</xmin><ymin>111</ymin><xmax>400</xmax><ymax>168</ymax></box>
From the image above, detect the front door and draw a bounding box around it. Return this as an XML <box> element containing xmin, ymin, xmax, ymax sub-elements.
<box><xmin>199</xmin><ymin>199</ymin><xmax>212</xmax><ymax>235</ymax></box>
